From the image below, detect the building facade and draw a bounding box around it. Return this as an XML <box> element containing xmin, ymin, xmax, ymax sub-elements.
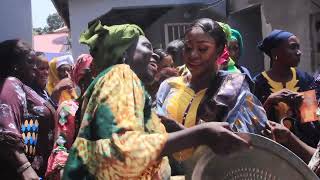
<box><xmin>53</xmin><ymin>0</ymin><xmax>320</xmax><ymax>74</ymax></box>
<box><xmin>0</xmin><ymin>0</ymin><xmax>33</xmax><ymax>44</ymax></box>
<box><xmin>229</xmin><ymin>0</ymin><xmax>320</xmax><ymax>73</ymax></box>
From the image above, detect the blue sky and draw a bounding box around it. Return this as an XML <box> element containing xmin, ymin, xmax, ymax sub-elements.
<box><xmin>31</xmin><ymin>0</ymin><xmax>57</xmax><ymax>28</ymax></box>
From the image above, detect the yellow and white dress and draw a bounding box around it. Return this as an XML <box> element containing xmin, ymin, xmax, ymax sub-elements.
<box><xmin>156</xmin><ymin>74</ymin><xmax>268</xmax><ymax>162</ymax></box>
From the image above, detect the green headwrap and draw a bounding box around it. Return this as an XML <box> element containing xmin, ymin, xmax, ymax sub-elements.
<box><xmin>231</xmin><ymin>28</ymin><xmax>243</xmax><ymax>56</ymax></box>
<box><xmin>227</xmin><ymin>58</ymin><xmax>240</xmax><ymax>73</ymax></box>
<box><xmin>217</xmin><ymin>22</ymin><xmax>232</xmax><ymax>41</ymax></box>
<box><xmin>217</xmin><ymin>22</ymin><xmax>240</xmax><ymax>73</ymax></box>
<box><xmin>79</xmin><ymin>20</ymin><xmax>144</xmax><ymax>68</ymax></box>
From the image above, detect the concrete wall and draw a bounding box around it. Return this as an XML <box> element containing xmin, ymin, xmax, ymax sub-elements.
<box><xmin>228</xmin><ymin>5</ymin><xmax>264</xmax><ymax>76</ymax></box>
<box><xmin>0</xmin><ymin>0</ymin><xmax>33</xmax><ymax>44</ymax></box>
<box><xmin>145</xmin><ymin>4</ymin><xmax>226</xmax><ymax>49</ymax></box>
<box><xmin>68</xmin><ymin>0</ymin><xmax>213</xmax><ymax>59</ymax></box>
<box><xmin>67</xmin><ymin>0</ymin><xmax>320</xmax><ymax>72</ymax></box>
<box><xmin>229</xmin><ymin>0</ymin><xmax>320</xmax><ymax>73</ymax></box>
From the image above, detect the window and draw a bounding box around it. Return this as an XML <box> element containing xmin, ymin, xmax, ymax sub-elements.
<box><xmin>164</xmin><ymin>23</ymin><xmax>191</xmax><ymax>47</ymax></box>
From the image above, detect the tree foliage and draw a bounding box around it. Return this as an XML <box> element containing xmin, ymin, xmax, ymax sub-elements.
<box><xmin>47</xmin><ymin>13</ymin><xmax>64</xmax><ymax>31</ymax></box>
<box><xmin>33</xmin><ymin>13</ymin><xmax>64</xmax><ymax>35</ymax></box>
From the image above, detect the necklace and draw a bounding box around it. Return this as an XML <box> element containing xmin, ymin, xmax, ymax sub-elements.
<box><xmin>178</xmin><ymin>94</ymin><xmax>196</xmax><ymax>163</ymax></box>
<box><xmin>182</xmin><ymin>95</ymin><xmax>196</xmax><ymax>125</ymax></box>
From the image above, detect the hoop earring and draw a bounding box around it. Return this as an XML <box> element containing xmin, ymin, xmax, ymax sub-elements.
<box><xmin>122</xmin><ymin>51</ymin><xmax>129</xmax><ymax>64</ymax></box>
<box><xmin>122</xmin><ymin>57</ymin><xmax>127</xmax><ymax>64</ymax></box>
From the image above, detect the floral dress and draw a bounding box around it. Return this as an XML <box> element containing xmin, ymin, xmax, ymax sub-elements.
<box><xmin>0</xmin><ymin>77</ymin><xmax>55</xmax><ymax>178</ymax></box>
<box><xmin>46</xmin><ymin>100</ymin><xmax>79</xmax><ymax>179</ymax></box>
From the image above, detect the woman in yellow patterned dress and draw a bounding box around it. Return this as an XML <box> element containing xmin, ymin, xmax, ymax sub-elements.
<box><xmin>62</xmin><ymin>21</ymin><xmax>250</xmax><ymax>180</ymax></box>
<box><xmin>156</xmin><ymin>18</ymin><xmax>268</xmax><ymax>175</ymax></box>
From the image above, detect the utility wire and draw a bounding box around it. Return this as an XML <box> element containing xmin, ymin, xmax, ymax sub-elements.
<box><xmin>200</xmin><ymin>0</ymin><xmax>225</xmax><ymax>11</ymax></box>
<box><xmin>311</xmin><ymin>0</ymin><xmax>320</xmax><ymax>9</ymax></box>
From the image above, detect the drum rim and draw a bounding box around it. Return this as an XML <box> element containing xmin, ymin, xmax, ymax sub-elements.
<box><xmin>190</xmin><ymin>132</ymin><xmax>319</xmax><ymax>180</ymax></box>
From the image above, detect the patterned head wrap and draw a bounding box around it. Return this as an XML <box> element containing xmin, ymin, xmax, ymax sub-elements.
<box><xmin>79</xmin><ymin>20</ymin><xmax>144</xmax><ymax>69</ymax></box>
<box><xmin>72</xmin><ymin>54</ymin><xmax>93</xmax><ymax>86</ymax></box>
<box><xmin>216</xmin><ymin>22</ymin><xmax>231</xmax><ymax>65</ymax></box>
<box><xmin>216</xmin><ymin>22</ymin><xmax>240</xmax><ymax>72</ymax></box>
<box><xmin>258</xmin><ymin>29</ymin><xmax>294</xmax><ymax>57</ymax></box>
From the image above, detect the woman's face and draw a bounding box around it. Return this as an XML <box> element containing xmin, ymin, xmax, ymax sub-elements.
<box><xmin>183</xmin><ymin>27</ymin><xmax>218</xmax><ymax>78</ymax></box>
<box><xmin>276</xmin><ymin>36</ymin><xmax>301</xmax><ymax>67</ymax></box>
<box><xmin>34</xmin><ymin>56</ymin><xmax>49</xmax><ymax>89</ymax></box>
<box><xmin>57</xmin><ymin>64</ymin><xmax>72</xmax><ymax>79</ymax></box>
<box><xmin>128</xmin><ymin>36</ymin><xmax>158</xmax><ymax>84</ymax></box>
<box><xmin>16</xmin><ymin>55</ymin><xmax>37</xmax><ymax>84</ymax></box>
<box><xmin>78</xmin><ymin>63</ymin><xmax>96</xmax><ymax>94</ymax></box>
<box><xmin>158</xmin><ymin>55</ymin><xmax>174</xmax><ymax>71</ymax></box>
<box><xmin>228</xmin><ymin>39</ymin><xmax>240</xmax><ymax>62</ymax></box>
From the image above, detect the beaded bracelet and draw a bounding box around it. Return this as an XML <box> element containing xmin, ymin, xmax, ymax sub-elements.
<box><xmin>17</xmin><ymin>162</ymin><xmax>32</xmax><ymax>174</ymax></box>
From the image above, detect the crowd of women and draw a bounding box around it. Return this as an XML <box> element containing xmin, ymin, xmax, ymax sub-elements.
<box><xmin>1</xmin><ymin>17</ymin><xmax>320</xmax><ymax>179</ymax></box>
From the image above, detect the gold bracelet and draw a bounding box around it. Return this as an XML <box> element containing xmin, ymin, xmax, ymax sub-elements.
<box><xmin>17</xmin><ymin>162</ymin><xmax>32</xmax><ymax>174</ymax></box>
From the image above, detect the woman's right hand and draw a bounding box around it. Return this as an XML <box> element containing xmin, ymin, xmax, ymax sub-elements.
<box><xmin>21</xmin><ymin>166</ymin><xmax>39</xmax><ymax>180</ymax></box>
<box><xmin>159</xmin><ymin>115</ymin><xmax>185</xmax><ymax>132</ymax></box>
<box><xmin>54</xmin><ymin>78</ymin><xmax>74</xmax><ymax>92</ymax></box>
<box><xmin>204</xmin><ymin>122</ymin><xmax>251</xmax><ymax>156</ymax></box>
<box><xmin>51</xmin><ymin>78</ymin><xmax>74</xmax><ymax>103</ymax></box>
<box><xmin>265</xmin><ymin>89</ymin><xmax>303</xmax><ymax>106</ymax></box>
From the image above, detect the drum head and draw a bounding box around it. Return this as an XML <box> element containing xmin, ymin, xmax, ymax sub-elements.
<box><xmin>188</xmin><ymin>133</ymin><xmax>318</xmax><ymax>180</ymax></box>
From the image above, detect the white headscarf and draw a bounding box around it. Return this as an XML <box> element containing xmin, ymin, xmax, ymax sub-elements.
<box><xmin>56</xmin><ymin>55</ymin><xmax>74</xmax><ymax>69</ymax></box>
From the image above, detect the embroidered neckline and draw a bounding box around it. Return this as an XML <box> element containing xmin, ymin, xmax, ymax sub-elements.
<box><xmin>262</xmin><ymin>67</ymin><xmax>299</xmax><ymax>93</ymax></box>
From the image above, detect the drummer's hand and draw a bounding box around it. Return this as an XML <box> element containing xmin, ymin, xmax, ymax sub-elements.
<box><xmin>262</xmin><ymin>121</ymin><xmax>292</xmax><ymax>144</ymax></box>
<box><xmin>204</xmin><ymin>122</ymin><xmax>251</xmax><ymax>156</ymax></box>
<box><xmin>159</xmin><ymin>115</ymin><xmax>185</xmax><ymax>132</ymax></box>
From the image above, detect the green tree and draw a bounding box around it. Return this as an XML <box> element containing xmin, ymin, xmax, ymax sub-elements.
<box><xmin>46</xmin><ymin>13</ymin><xmax>64</xmax><ymax>32</ymax></box>
<box><xmin>33</xmin><ymin>13</ymin><xmax>64</xmax><ymax>35</ymax></box>
<box><xmin>32</xmin><ymin>26</ymin><xmax>50</xmax><ymax>35</ymax></box>
<box><xmin>33</xmin><ymin>27</ymin><xmax>43</xmax><ymax>35</ymax></box>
